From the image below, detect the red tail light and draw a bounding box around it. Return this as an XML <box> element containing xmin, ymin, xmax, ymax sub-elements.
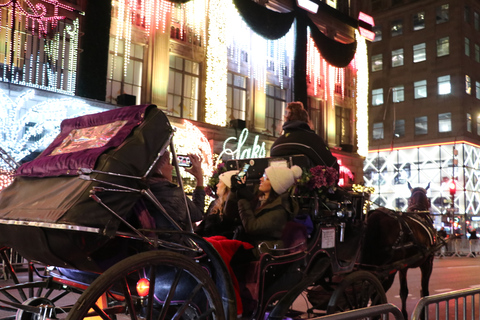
<box><xmin>136</xmin><ymin>278</ymin><xmax>150</xmax><ymax>297</ymax></box>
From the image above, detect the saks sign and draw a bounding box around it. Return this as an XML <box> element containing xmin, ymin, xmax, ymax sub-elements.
<box><xmin>219</xmin><ymin>128</ymin><xmax>266</xmax><ymax>159</ymax></box>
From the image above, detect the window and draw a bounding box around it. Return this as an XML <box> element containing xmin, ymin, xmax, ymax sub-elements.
<box><xmin>373</xmin><ymin>25</ymin><xmax>382</xmax><ymax>42</ymax></box>
<box><xmin>413</xmin><ymin>12</ymin><xmax>425</xmax><ymax>30</ymax></box>
<box><xmin>308</xmin><ymin>98</ymin><xmax>324</xmax><ymax>136</ymax></box>
<box><xmin>475</xmin><ymin>12</ymin><xmax>480</xmax><ymax>31</ymax></box>
<box><xmin>465</xmin><ymin>38</ymin><xmax>470</xmax><ymax>56</ymax></box>
<box><xmin>465</xmin><ymin>6</ymin><xmax>471</xmax><ymax>24</ymax></box>
<box><xmin>167</xmin><ymin>55</ymin><xmax>200</xmax><ymax>120</ymax></box>
<box><xmin>392</xmin><ymin>48</ymin><xmax>404</xmax><ymax>67</ymax></box>
<box><xmin>466</xmin><ymin>75</ymin><xmax>472</xmax><ymax>95</ymax></box>
<box><xmin>413</xmin><ymin>43</ymin><xmax>426</xmax><ymax>63</ymax></box>
<box><xmin>265</xmin><ymin>84</ymin><xmax>286</xmax><ymax>136</ymax></box>
<box><xmin>372</xmin><ymin>54</ymin><xmax>383</xmax><ymax>71</ymax></box>
<box><xmin>107</xmin><ymin>41</ymin><xmax>144</xmax><ymax>105</ymax></box>
<box><xmin>335</xmin><ymin>107</ymin><xmax>352</xmax><ymax>145</ymax></box>
<box><xmin>394</xmin><ymin>119</ymin><xmax>405</xmax><ymax>137</ymax></box>
<box><xmin>391</xmin><ymin>19</ymin><xmax>403</xmax><ymax>37</ymax></box>
<box><xmin>436</xmin><ymin>4</ymin><xmax>449</xmax><ymax>24</ymax></box>
<box><xmin>438</xmin><ymin>113</ymin><xmax>452</xmax><ymax>133</ymax></box>
<box><xmin>392</xmin><ymin>85</ymin><xmax>404</xmax><ymax>102</ymax></box>
<box><xmin>477</xmin><ymin>116</ymin><xmax>480</xmax><ymax>135</ymax></box>
<box><xmin>438</xmin><ymin>75</ymin><xmax>451</xmax><ymax>95</ymax></box>
<box><xmin>415</xmin><ymin>116</ymin><xmax>428</xmax><ymax>135</ymax></box>
<box><xmin>437</xmin><ymin>37</ymin><xmax>450</xmax><ymax>57</ymax></box>
<box><xmin>476</xmin><ymin>81</ymin><xmax>480</xmax><ymax>99</ymax></box>
<box><xmin>373</xmin><ymin>122</ymin><xmax>384</xmax><ymax>140</ymax></box>
<box><xmin>475</xmin><ymin>44</ymin><xmax>480</xmax><ymax>63</ymax></box>
<box><xmin>227</xmin><ymin>73</ymin><xmax>247</xmax><ymax>121</ymax></box>
<box><xmin>467</xmin><ymin>113</ymin><xmax>472</xmax><ymax>132</ymax></box>
<box><xmin>372</xmin><ymin>88</ymin><xmax>384</xmax><ymax>106</ymax></box>
<box><xmin>414</xmin><ymin>80</ymin><xmax>427</xmax><ymax>99</ymax></box>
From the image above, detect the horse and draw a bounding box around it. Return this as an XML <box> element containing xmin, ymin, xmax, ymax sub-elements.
<box><xmin>360</xmin><ymin>183</ymin><xmax>439</xmax><ymax>319</ymax></box>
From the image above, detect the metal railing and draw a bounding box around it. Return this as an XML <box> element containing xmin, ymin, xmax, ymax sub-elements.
<box><xmin>316</xmin><ymin>304</ymin><xmax>404</xmax><ymax>320</ymax></box>
<box><xmin>440</xmin><ymin>239</ymin><xmax>480</xmax><ymax>257</ymax></box>
<box><xmin>411</xmin><ymin>287</ymin><xmax>480</xmax><ymax>320</ymax></box>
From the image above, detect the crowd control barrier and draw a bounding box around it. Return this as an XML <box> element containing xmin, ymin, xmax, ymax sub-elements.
<box><xmin>411</xmin><ymin>287</ymin><xmax>480</xmax><ymax>320</ymax></box>
<box><xmin>315</xmin><ymin>304</ymin><xmax>404</xmax><ymax>320</ymax></box>
<box><xmin>439</xmin><ymin>239</ymin><xmax>480</xmax><ymax>257</ymax></box>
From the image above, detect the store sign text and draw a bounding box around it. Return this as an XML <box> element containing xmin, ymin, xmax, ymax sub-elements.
<box><xmin>219</xmin><ymin>128</ymin><xmax>266</xmax><ymax>159</ymax></box>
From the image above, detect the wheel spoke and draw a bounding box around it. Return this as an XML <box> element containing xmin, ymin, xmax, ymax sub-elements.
<box><xmin>144</xmin><ymin>266</ymin><xmax>155</xmax><ymax>320</ymax></box>
<box><xmin>90</xmin><ymin>303</ymin><xmax>114</xmax><ymax>320</ymax></box>
<box><xmin>172</xmin><ymin>282</ymin><xmax>203</xmax><ymax>319</ymax></box>
<box><xmin>158</xmin><ymin>268</ymin><xmax>182</xmax><ymax>320</ymax></box>
<box><xmin>120</xmin><ymin>276</ymin><xmax>137</xmax><ymax>320</ymax></box>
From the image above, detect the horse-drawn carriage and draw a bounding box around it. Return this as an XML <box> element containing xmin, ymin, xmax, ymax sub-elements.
<box><xmin>0</xmin><ymin>104</ymin><xmax>438</xmax><ymax>320</ymax></box>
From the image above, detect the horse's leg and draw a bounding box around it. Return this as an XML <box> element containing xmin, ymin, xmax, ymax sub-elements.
<box><xmin>420</xmin><ymin>254</ymin><xmax>434</xmax><ymax>297</ymax></box>
<box><xmin>399</xmin><ymin>269</ymin><xmax>409</xmax><ymax>319</ymax></box>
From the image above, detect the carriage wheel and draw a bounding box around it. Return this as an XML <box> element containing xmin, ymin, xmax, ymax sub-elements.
<box><xmin>267</xmin><ymin>257</ymin><xmax>332</xmax><ymax>319</ymax></box>
<box><xmin>67</xmin><ymin>251</ymin><xmax>225</xmax><ymax>320</ymax></box>
<box><xmin>0</xmin><ymin>247</ymin><xmax>82</xmax><ymax>320</ymax></box>
<box><xmin>326</xmin><ymin>271</ymin><xmax>387</xmax><ymax>314</ymax></box>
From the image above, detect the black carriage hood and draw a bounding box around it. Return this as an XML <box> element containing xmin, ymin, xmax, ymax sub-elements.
<box><xmin>0</xmin><ymin>104</ymin><xmax>173</xmax><ymax>231</ymax></box>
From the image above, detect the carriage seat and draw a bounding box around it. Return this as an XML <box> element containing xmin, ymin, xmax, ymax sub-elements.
<box><xmin>257</xmin><ymin>220</ymin><xmax>308</xmax><ymax>255</ymax></box>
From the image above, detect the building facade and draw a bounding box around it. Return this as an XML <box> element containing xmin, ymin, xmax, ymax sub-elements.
<box><xmin>364</xmin><ymin>0</ymin><xmax>480</xmax><ymax>232</ymax></box>
<box><xmin>0</xmin><ymin>0</ymin><xmax>371</xmax><ymax>194</ymax></box>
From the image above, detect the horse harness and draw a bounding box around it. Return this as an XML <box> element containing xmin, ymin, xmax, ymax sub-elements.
<box><xmin>375</xmin><ymin>207</ymin><xmax>435</xmax><ymax>251</ymax></box>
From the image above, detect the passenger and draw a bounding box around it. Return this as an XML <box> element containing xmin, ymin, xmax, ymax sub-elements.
<box><xmin>145</xmin><ymin>150</ymin><xmax>205</xmax><ymax>230</ymax></box>
<box><xmin>196</xmin><ymin>170</ymin><xmax>241</xmax><ymax>238</ymax></box>
<box><xmin>232</xmin><ymin>165</ymin><xmax>302</xmax><ymax>248</ymax></box>
<box><xmin>270</xmin><ymin>101</ymin><xmax>339</xmax><ymax>173</ymax></box>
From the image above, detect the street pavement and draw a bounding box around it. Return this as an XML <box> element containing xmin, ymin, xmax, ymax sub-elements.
<box><xmin>0</xmin><ymin>256</ymin><xmax>477</xmax><ymax>319</ymax></box>
<box><xmin>386</xmin><ymin>256</ymin><xmax>480</xmax><ymax>318</ymax></box>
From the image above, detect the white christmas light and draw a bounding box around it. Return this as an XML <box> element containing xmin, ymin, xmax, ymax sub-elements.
<box><xmin>355</xmin><ymin>30</ymin><xmax>369</xmax><ymax>157</ymax></box>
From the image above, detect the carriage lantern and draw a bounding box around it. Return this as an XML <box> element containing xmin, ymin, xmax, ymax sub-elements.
<box><xmin>448</xmin><ymin>180</ymin><xmax>457</xmax><ymax>196</ymax></box>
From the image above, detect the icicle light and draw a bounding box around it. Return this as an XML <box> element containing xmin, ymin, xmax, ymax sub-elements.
<box><xmin>225</xmin><ymin>1</ymin><xmax>294</xmax><ymax>91</ymax></box>
<box><xmin>306</xmin><ymin>28</ymin><xmax>346</xmax><ymax>105</ymax></box>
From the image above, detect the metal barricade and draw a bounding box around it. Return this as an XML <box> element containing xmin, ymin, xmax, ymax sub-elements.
<box><xmin>451</xmin><ymin>239</ymin><xmax>480</xmax><ymax>257</ymax></box>
<box><xmin>411</xmin><ymin>287</ymin><xmax>480</xmax><ymax>320</ymax></box>
<box><xmin>315</xmin><ymin>304</ymin><xmax>404</xmax><ymax>320</ymax></box>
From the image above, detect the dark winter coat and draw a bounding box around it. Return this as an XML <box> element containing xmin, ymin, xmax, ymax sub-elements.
<box><xmin>271</xmin><ymin>120</ymin><xmax>339</xmax><ymax>171</ymax></box>
<box><xmin>196</xmin><ymin>192</ymin><xmax>241</xmax><ymax>239</ymax></box>
<box><xmin>146</xmin><ymin>179</ymin><xmax>205</xmax><ymax>230</ymax></box>
<box><xmin>238</xmin><ymin>192</ymin><xmax>299</xmax><ymax>246</ymax></box>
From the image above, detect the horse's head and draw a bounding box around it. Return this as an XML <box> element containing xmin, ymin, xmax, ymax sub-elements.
<box><xmin>407</xmin><ymin>182</ymin><xmax>431</xmax><ymax>211</ymax></box>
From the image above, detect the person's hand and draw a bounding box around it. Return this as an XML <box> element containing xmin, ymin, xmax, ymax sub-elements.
<box><xmin>184</xmin><ymin>153</ymin><xmax>204</xmax><ymax>186</ymax></box>
<box><xmin>230</xmin><ymin>174</ymin><xmax>246</xmax><ymax>192</ymax></box>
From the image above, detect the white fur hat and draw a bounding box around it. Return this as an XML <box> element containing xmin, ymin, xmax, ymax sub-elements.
<box><xmin>219</xmin><ymin>170</ymin><xmax>238</xmax><ymax>189</ymax></box>
<box><xmin>264</xmin><ymin>165</ymin><xmax>302</xmax><ymax>194</ymax></box>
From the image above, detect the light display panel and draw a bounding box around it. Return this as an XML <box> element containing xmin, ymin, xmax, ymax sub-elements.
<box><xmin>0</xmin><ymin>1</ymin><xmax>80</xmax><ymax>95</ymax></box>
<box><xmin>0</xmin><ymin>88</ymin><xmax>108</xmax><ymax>191</ymax></box>
<box><xmin>364</xmin><ymin>142</ymin><xmax>480</xmax><ymax>229</ymax></box>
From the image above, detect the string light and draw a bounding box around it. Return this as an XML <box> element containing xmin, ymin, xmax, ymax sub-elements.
<box><xmin>355</xmin><ymin>30</ymin><xmax>369</xmax><ymax>157</ymax></box>
<box><xmin>204</xmin><ymin>0</ymin><xmax>228</xmax><ymax>126</ymax></box>
<box><xmin>172</xmin><ymin>120</ymin><xmax>214</xmax><ymax>187</ymax></box>
<box><xmin>0</xmin><ymin>88</ymin><xmax>106</xmax><ymax>164</ymax></box>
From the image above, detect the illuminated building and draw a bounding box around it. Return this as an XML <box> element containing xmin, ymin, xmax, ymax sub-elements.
<box><xmin>0</xmin><ymin>0</ymin><xmax>371</xmax><ymax>192</ymax></box>
<box><xmin>364</xmin><ymin>1</ymin><xmax>480</xmax><ymax>231</ymax></box>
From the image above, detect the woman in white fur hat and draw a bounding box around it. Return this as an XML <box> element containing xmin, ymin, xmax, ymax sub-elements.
<box><xmin>196</xmin><ymin>170</ymin><xmax>242</xmax><ymax>238</ymax></box>
<box><xmin>235</xmin><ymin>165</ymin><xmax>302</xmax><ymax>247</ymax></box>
